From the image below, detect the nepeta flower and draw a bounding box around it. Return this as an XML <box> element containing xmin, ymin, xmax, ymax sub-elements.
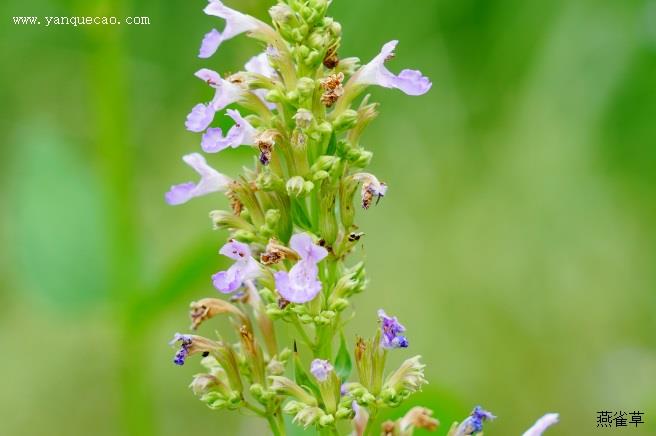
<box><xmin>274</xmin><ymin>233</ymin><xmax>328</xmax><ymax>303</ymax></box>
<box><xmin>245</xmin><ymin>52</ymin><xmax>277</xmax><ymax>79</ymax></box>
<box><xmin>201</xmin><ymin>109</ymin><xmax>256</xmax><ymax>153</ymax></box>
<box><xmin>165</xmin><ymin>153</ymin><xmax>231</xmax><ymax>205</ymax></box>
<box><xmin>310</xmin><ymin>359</ymin><xmax>334</xmax><ymax>382</ymax></box>
<box><xmin>245</xmin><ymin>52</ymin><xmax>278</xmax><ymax>110</ymax></box>
<box><xmin>354</xmin><ymin>40</ymin><xmax>431</xmax><ymax>96</ymax></box>
<box><xmin>185</xmin><ymin>69</ymin><xmax>246</xmax><ymax>133</ymax></box>
<box><xmin>169</xmin><ymin>333</ymin><xmax>220</xmax><ymax>366</ymax></box>
<box><xmin>199</xmin><ymin>0</ymin><xmax>267</xmax><ymax>59</ymax></box>
<box><xmin>290</xmin><ymin>233</ymin><xmax>328</xmax><ymax>263</ymax></box>
<box><xmin>185</xmin><ymin>103</ymin><xmax>216</xmax><ymax>133</ymax></box>
<box><xmin>378</xmin><ymin>309</ymin><xmax>409</xmax><ymax>349</ymax></box>
<box><xmin>212</xmin><ymin>240</ymin><xmax>260</xmax><ymax>293</ymax></box>
<box><xmin>457</xmin><ymin>406</ymin><xmax>496</xmax><ymax>435</ymax></box>
<box><xmin>522</xmin><ymin>413</ymin><xmax>559</xmax><ymax>436</ymax></box>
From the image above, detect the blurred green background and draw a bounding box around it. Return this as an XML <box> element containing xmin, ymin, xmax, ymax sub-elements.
<box><xmin>1</xmin><ymin>0</ymin><xmax>655</xmax><ymax>434</ymax></box>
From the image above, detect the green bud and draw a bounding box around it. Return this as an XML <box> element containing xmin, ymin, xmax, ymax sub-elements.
<box><xmin>313</xmin><ymin>170</ymin><xmax>330</xmax><ymax>181</ymax></box>
<box><xmin>209</xmin><ymin>210</ymin><xmax>255</xmax><ymax>232</ymax></box>
<box><xmin>329</xmin><ymin>21</ymin><xmax>342</xmax><ymax>36</ymax></box>
<box><xmin>319</xmin><ymin>414</ymin><xmax>335</xmax><ymax>427</ymax></box>
<box><xmin>321</xmin><ymin>310</ymin><xmax>336</xmax><ymax>320</ymax></box>
<box><xmin>311</xmin><ymin>155</ymin><xmax>340</xmax><ymax>173</ymax></box>
<box><xmin>299</xmin><ymin>314</ymin><xmax>313</xmax><ymax>324</ymax></box>
<box><xmin>314</xmin><ymin>315</ymin><xmax>331</xmax><ymax>325</ymax></box>
<box><xmin>303</xmin><ymin>180</ymin><xmax>315</xmax><ymax>193</ymax></box>
<box><xmin>335</xmin><ymin>406</ymin><xmax>353</xmax><ymax>419</ymax></box>
<box><xmin>256</xmin><ymin>171</ymin><xmax>285</xmax><ymax>192</ymax></box>
<box><xmin>232</xmin><ymin>230</ymin><xmax>257</xmax><ymax>243</ymax></box>
<box><xmin>346</xmin><ymin>147</ymin><xmax>373</xmax><ymax>168</ymax></box>
<box><xmin>283</xmin><ymin>400</ymin><xmax>305</xmax><ymax>415</ymax></box>
<box><xmin>265</xmin><ymin>88</ymin><xmax>285</xmax><ymax>103</ymax></box>
<box><xmin>297</xmin><ymin>77</ymin><xmax>315</xmax><ymax>98</ymax></box>
<box><xmin>265</xmin><ymin>209</ymin><xmax>281</xmax><ymax>227</ymax></box>
<box><xmin>291</xmin><ymin>305</ymin><xmax>308</xmax><ymax>315</ymax></box>
<box><xmin>259</xmin><ymin>287</ymin><xmax>275</xmax><ymax>302</ymax></box>
<box><xmin>317</xmin><ymin>121</ymin><xmax>333</xmax><ymax>135</ymax></box>
<box><xmin>329</xmin><ymin>298</ymin><xmax>349</xmax><ymax>312</ymax></box>
<box><xmin>333</xmin><ymin>109</ymin><xmax>359</xmax><ymax>131</ymax></box>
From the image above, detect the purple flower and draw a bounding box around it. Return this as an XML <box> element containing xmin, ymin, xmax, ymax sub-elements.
<box><xmin>522</xmin><ymin>413</ymin><xmax>559</xmax><ymax>436</ymax></box>
<box><xmin>290</xmin><ymin>233</ymin><xmax>328</xmax><ymax>263</ymax></box>
<box><xmin>201</xmin><ymin>109</ymin><xmax>256</xmax><ymax>153</ymax></box>
<box><xmin>199</xmin><ymin>0</ymin><xmax>265</xmax><ymax>59</ymax></box>
<box><xmin>245</xmin><ymin>52</ymin><xmax>278</xmax><ymax>110</ymax></box>
<box><xmin>354</xmin><ymin>40</ymin><xmax>431</xmax><ymax>96</ymax></box>
<box><xmin>169</xmin><ymin>333</ymin><xmax>193</xmax><ymax>366</ymax></box>
<box><xmin>195</xmin><ymin>68</ymin><xmax>246</xmax><ymax>112</ymax></box>
<box><xmin>245</xmin><ymin>52</ymin><xmax>277</xmax><ymax>79</ymax></box>
<box><xmin>310</xmin><ymin>359</ymin><xmax>334</xmax><ymax>382</ymax></box>
<box><xmin>165</xmin><ymin>153</ymin><xmax>231</xmax><ymax>205</ymax></box>
<box><xmin>274</xmin><ymin>233</ymin><xmax>328</xmax><ymax>303</ymax></box>
<box><xmin>212</xmin><ymin>240</ymin><xmax>260</xmax><ymax>293</ymax></box>
<box><xmin>378</xmin><ymin>309</ymin><xmax>409</xmax><ymax>349</ymax></box>
<box><xmin>458</xmin><ymin>406</ymin><xmax>496</xmax><ymax>435</ymax></box>
<box><xmin>185</xmin><ymin>103</ymin><xmax>216</xmax><ymax>133</ymax></box>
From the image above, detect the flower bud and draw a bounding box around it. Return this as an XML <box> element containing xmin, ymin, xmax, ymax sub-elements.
<box><xmin>329</xmin><ymin>298</ymin><xmax>349</xmax><ymax>312</ymax></box>
<box><xmin>209</xmin><ymin>210</ymin><xmax>255</xmax><ymax>232</ymax></box>
<box><xmin>319</xmin><ymin>414</ymin><xmax>335</xmax><ymax>427</ymax></box>
<box><xmin>383</xmin><ymin>356</ymin><xmax>427</xmax><ymax>395</ymax></box>
<box><xmin>335</xmin><ymin>57</ymin><xmax>360</xmax><ymax>75</ymax></box>
<box><xmin>311</xmin><ymin>155</ymin><xmax>341</xmax><ymax>173</ymax></box>
<box><xmin>313</xmin><ymin>170</ymin><xmax>330</xmax><ymax>181</ymax></box>
<box><xmin>270</xmin><ymin>376</ymin><xmax>318</xmax><ymax>405</ymax></box>
<box><xmin>294</xmin><ymin>109</ymin><xmax>314</xmax><ymax>129</ymax></box>
<box><xmin>297</xmin><ymin>77</ymin><xmax>316</xmax><ymax>98</ymax></box>
<box><xmin>293</xmin><ymin>406</ymin><xmax>327</xmax><ymax>428</ymax></box>
<box><xmin>232</xmin><ymin>229</ymin><xmax>257</xmax><ymax>243</ymax></box>
<box><xmin>256</xmin><ymin>171</ymin><xmax>285</xmax><ymax>192</ymax></box>
<box><xmin>189</xmin><ymin>373</ymin><xmax>218</xmax><ymax>396</ymax></box>
<box><xmin>333</xmin><ymin>109</ymin><xmax>359</xmax><ymax>131</ymax></box>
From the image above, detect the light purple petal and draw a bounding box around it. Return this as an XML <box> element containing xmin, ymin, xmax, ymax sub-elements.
<box><xmin>355</xmin><ymin>40</ymin><xmax>431</xmax><ymax>96</ymax></box>
<box><xmin>185</xmin><ymin>103</ymin><xmax>216</xmax><ymax>133</ymax></box>
<box><xmin>199</xmin><ymin>29</ymin><xmax>222</xmax><ymax>59</ymax></box>
<box><xmin>195</xmin><ymin>68</ymin><xmax>222</xmax><ymax>86</ymax></box>
<box><xmin>522</xmin><ymin>413</ymin><xmax>559</xmax><ymax>436</ymax></box>
<box><xmin>310</xmin><ymin>359</ymin><xmax>334</xmax><ymax>382</ymax></box>
<box><xmin>203</xmin><ymin>0</ymin><xmax>262</xmax><ymax>42</ymax></box>
<box><xmin>201</xmin><ymin>110</ymin><xmax>256</xmax><ymax>153</ymax></box>
<box><xmin>209</xmin><ymin>79</ymin><xmax>245</xmax><ymax>111</ymax></box>
<box><xmin>212</xmin><ymin>267</ymin><xmax>241</xmax><ymax>293</ymax></box>
<box><xmin>290</xmin><ymin>233</ymin><xmax>328</xmax><ymax>264</ymax></box>
<box><xmin>219</xmin><ymin>240</ymin><xmax>252</xmax><ymax>261</ymax></box>
<box><xmin>245</xmin><ymin>52</ymin><xmax>277</xmax><ymax>79</ymax></box>
<box><xmin>165</xmin><ymin>153</ymin><xmax>230</xmax><ymax>205</ymax></box>
<box><xmin>201</xmin><ymin>128</ymin><xmax>226</xmax><ymax>153</ymax></box>
<box><xmin>274</xmin><ymin>260</ymin><xmax>322</xmax><ymax>303</ymax></box>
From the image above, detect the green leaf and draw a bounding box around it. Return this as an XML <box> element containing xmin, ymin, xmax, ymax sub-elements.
<box><xmin>334</xmin><ymin>331</ymin><xmax>352</xmax><ymax>381</ymax></box>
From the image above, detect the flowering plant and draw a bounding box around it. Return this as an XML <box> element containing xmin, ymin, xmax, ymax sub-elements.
<box><xmin>165</xmin><ymin>1</ymin><xmax>560</xmax><ymax>435</ymax></box>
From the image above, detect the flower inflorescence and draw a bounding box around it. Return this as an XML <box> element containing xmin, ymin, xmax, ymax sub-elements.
<box><xmin>164</xmin><ymin>1</ymin><xmax>559</xmax><ymax>435</ymax></box>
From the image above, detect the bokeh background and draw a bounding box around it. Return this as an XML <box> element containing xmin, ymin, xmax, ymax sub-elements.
<box><xmin>1</xmin><ymin>0</ymin><xmax>655</xmax><ymax>434</ymax></box>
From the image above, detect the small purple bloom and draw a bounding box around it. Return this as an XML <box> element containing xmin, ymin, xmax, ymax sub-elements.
<box><xmin>274</xmin><ymin>233</ymin><xmax>327</xmax><ymax>303</ymax></box>
<box><xmin>274</xmin><ymin>262</ymin><xmax>322</xmax><ymax>304</ymax></box>
<box><xmin>310</xmin><ymin>359</ymin><xmax>333</xmax><ymax>382</ymax></box>
<box><xmin>165</xmin><ymin>153</ymin><xmax>231</xmax><ymax>205</ymax></box>
<box><xmin>245</xmin><ymin>52</ymin><xmax>277</xmax><ymax>79</ymax></box>
<box><xmin>354</xmin><ymin>40</ymin><xmax>431</xmax><ymax>96</ymax></box>
<box><xmin>290</xmin><ymin>233</ymin><xmax>328</xmax><ymax>263</ymax></box>
<box><xmin>378</xmin><ymin>309</ymin><xmax>409</xmax><ymax>349</ymax></box>
<box><xmin>245</xmin><ymin>52</ymin><xmax>278</xmax><ymax>110</ymax></box>
<box><xmin>201</xmin><ymin>109</ymin><xmax>256</xmax><ymax>153</ymax></box>
<box><xmin>461</xmin><ymin>406</ymin><xmax>496</xmax><ymax>434</ymax></box>
<box><xmin>185</xmin><ymin>103</ymin><xmax>216</xmax><ymax>133</ymax></box>
<box><xmin>199</xmin><ymin>0</ymin><xmax>264</xmax><ymax>58</ymax></box>
<box><xmin>169</xmin><ymin>333</ymin><xmax>193</xmax><ymax>366</ymax></box>
<box><xmin>193</xmin><ymin>68</ymin><xmax>246</xmax><ymax>112</ymax></box>
<box><xmin>212</xmin><ymin>240</ymin><xmax>260</xmax><ymax>293</ymax></box>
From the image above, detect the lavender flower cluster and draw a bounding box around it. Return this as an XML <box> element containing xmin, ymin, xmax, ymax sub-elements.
<box><xmin>165</xmin><ymin>1</ymin><xmax>559</xmax><ymax>434</ymax></box>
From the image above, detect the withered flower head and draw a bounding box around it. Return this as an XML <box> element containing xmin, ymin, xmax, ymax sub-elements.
<box><xmin>320</xmin><ymin>72</ymin><xmax>345</xmax><ymax>107</ymax></box>
<box><xmin>399</xmin><ymin>407</ymin><xmax>439</xmax><ymax>432</ymax></box>
<box><xmin>323</xmin><ymin>46</ymin><xmax>340</xmax><ymax>69</ymax></box>
<box><xmin>255</xmin><ymin>130</ymin><xmax>279</xmax><ymax>165</ymax></box>
<box><xmin>189</xmin><ymin>298</ymin><xmax>248</xmax><ymax>330</ymax></box>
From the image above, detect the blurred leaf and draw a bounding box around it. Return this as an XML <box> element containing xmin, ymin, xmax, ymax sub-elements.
<box><xmin>334</xmin><ymin>331</ymin><xmax>352</xmax><ymax>381</ymax></box>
